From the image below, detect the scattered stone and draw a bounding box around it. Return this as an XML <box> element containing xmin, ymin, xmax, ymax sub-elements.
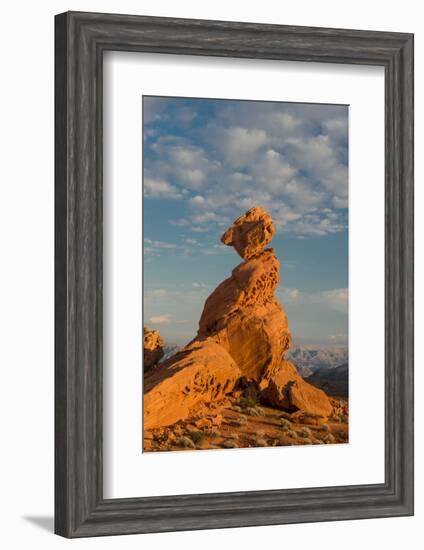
<box><xmin>279</xmin><ymin>418</ymin><xmax>292</xmax><ymax>430</ymax></box>
<box><xmin>296</xmin><ymin>413</ymin><xmax>328</xmax><ymax>426</ymax></box>
<box><xmin>245</xmin><ymin>407</ymin><xmax>260</xmax><ymax>416</ymax></box>
<box><xmin>228</xmin><ymin>415</ymin><xmax>248</xmax><ymax>427</ymax></box>
<box><xmin>176</xmin><ymin>436</ymin><xmax>196</xmax><ymax>449</ymax></box>
<box><xmin>297</xmin><ymin>427</ymin><xmax>312</xmax><ymax>438</ymax></box>
<box><xmin>210</xmin><ymin>414</ymin><xmax>223</xmax><ymax>427</ymax></box>
<box><xmin>323</xmin><ymin>433</ymin><xmax>336</xmax><ymax>444</ymax></box>
<box><xmin>195</xmin><ymin>418</ymin><xmax>212</xmax><ymax>429</ymax></box>
<box><xmin>222</xmin><ymin>439</ymin><xmax>238</xmax><ymax>449</ymax></box>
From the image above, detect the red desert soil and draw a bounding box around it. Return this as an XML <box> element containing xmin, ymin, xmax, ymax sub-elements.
<box><xmin>144</xmin><ymin>395</ymin><xmax>348</xmax><ymax>452</ymax></box>
<box><xmin>143</xmin><ymin>207</ymin><xmax>348</xmax><ymax>451</ymax></box>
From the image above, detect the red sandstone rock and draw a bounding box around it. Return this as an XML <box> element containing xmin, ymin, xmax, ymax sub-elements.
<box><xmin>221</xmin><ymin>206</ymin><xmax>275</xmax><ymax>260</ymax></box>
<box><xmin>143</xmin><ymin>327</ymin><xmax>164</xmax><ymax>371</ymax></box>
<box><xmin>197</xmin><ymin>248</ymin><xmax>291</xmax><ymax>379</ymax></box>
<box><xmin>261</xmin><ymin>360</ymin><xmax>333</xmax><ymax>418</ymax></box>
<box><xmin>143</xmin><ymin>339</ymin><xmax>241</xmax><ymax>430</ymax></box>
<box><xmin>143</xmin><ymin>206</ymin><xmax>332</xmax><ymax>431</ymax></box>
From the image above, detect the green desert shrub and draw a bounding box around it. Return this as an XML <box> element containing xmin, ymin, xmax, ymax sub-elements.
<box><xmin>189</xmin><ymin>430</ymin><xmax>205</xmax><ymax>445</ymax></box>
<box><xmin>238</xmin><ymin>396</ymin><xmax>258</xmax><ymax>409</ymax></box>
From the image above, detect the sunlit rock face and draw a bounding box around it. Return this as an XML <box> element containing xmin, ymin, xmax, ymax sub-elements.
<box><xmin>221</xmin><ymin>206</ymin><xmax>275</xmax><ymax>260</ymax></box>
<box><xmin>143</xmin><ymin>207</ymin><xmax>332</xmax><ymax>430</ymax></box>
<box><xmin>143</xmin><ymin>327</ymin><xmax>164</xmax><ymax>371</ymax></box>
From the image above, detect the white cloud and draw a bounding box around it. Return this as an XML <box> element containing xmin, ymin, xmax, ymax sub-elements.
<box><xmin>251</xmin><ymin>149</ymin><xmax>296</xmax><ymax>192</ymax></box>
<box><xmin>150</xmin><ymin>137</ymin><xmax>220</xmax><ymax>190</ymax></box>
<box><xmin>169</xmin><ymin>218</ymin><xmax>190</xmax><ymax>227</ymax></box>
<box><xmin>212</xmin><ymin>127</ymin><xmax>268</xmax><ymax>167</ymax></box>
<box><xmin>319</xmin><ymin>288</ymin><xmax>348</xmax><ymax>313</ymax></box>
<box><xmin>322</xmin><ymin>117</ymin><xmax>348</xmax><ymax>141</ymax></box>
<box><xmin>326</xmin><ymin>333</ymin><xmax>348</xmax><ymax>344</ymax></box>
<box><xmin>286</xmin><ymin>134</ymin><xmax>348</xmax><ymax>203</ymax></box>
<box><xmin>188</xmin><ymin>195</ymin><xmax>206</xmax><ymax>207</ymax></box>
<box><xmin>144</xmin><ymin>238</ymin><xmax>178</xmax><ymax>250</ymax></box>
<box><xmin>145</xmin><ymin>101</ymin><xmax>348</xmax><ymax>238</ymax></box>
<box><xmin>280</xmin><ymin>287</ymin><xmax>348</xmax><ymax>313</ymax></box>
<box><xmin>150</xmin><ymin>289</ymin><xmax>168</xmax><ymax>297</ymax></box>
<box><xmin>143</xmin><ymin>97</ymin><xmax>170</xmax><ymax>123</ymax></box>
<box><xmin>144</xmin><ymin>177</ymin><xmax>182</xmax><ymax>199</ymax></box>
<box><xmin>149</xmin><ymin>314</ymin><xmax>172</xmax><ymax>325</ymax></box>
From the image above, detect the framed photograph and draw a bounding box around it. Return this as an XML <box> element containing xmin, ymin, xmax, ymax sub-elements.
<box><xmin>55</xmin><ymin>11</ymin><xmax>414</xmax><ymax>537</ymax></box>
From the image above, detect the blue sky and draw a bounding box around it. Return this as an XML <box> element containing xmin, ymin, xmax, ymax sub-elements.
<box><xmin>143</xmin><ymin>96</ymin><xmax>348</xmax><ymax>347</ymax></box>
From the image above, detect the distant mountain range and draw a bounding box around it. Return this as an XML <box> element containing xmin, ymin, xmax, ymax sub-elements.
<box><xmin>162</xmin><ymin>343</ymin><xmax>348</xmax><ymax>398</ymax></box>
<box><xmin>285</xmin><ymin>345</ymin><xmax>348</xmax><ymax>398</ymax></box>
<box><xmin>286</xmin><ymin>345</ymin><xmax>348</xmax><ymax>378</ymax></box>
<box><xmin>307</xmin><ymin>363</ymin><xmax>348</xmax><ymax>398</ymax></box>
<box><xmin>163</xmin><ymin>344</ymin><xmax>182</xmax><ymax>361</ymax></box>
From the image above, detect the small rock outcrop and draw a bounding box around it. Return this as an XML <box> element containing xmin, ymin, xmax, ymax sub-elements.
<box><xmin>143</xmin><ymin>327</ymin><xmax>164</xmax><ymax>371</ymax></box>
<box><xmin>144</xmin><ymin>340</ymin><xmax>241</xmax><ymax>429</ymax></box>
<box><xmin>260</xmin><ymin>360</ymin><xmax>333</xmax><ymax>417</ymax></box>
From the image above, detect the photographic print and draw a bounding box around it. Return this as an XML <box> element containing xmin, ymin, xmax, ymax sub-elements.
<box><xmin>142</xmin><ymin>96</ymin><xmax>348</xmax><ymax>452</ymax></box>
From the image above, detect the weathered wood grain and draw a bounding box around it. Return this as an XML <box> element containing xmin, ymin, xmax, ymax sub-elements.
<box><xmin>55</xmin><ymin>11</ymin><xmax>414</xmax><ymax>538</ymax></box>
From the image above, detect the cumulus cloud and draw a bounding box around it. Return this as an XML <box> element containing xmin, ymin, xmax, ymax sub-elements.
<box><xmin>149</xmin><ymin>314</ymin><xmax>172</xmax><ymax>325</ymax></box>
<box><xmin>144</xmin><ymin>238</ymin><xmax>178</xmax><ymax>250</ymax></box>
<box><xmin>149</xmin><ymin>136</ymin><xmax>220</xmax><ymax>190</ymax></box>
<box><xmin>209</xmin><ymin>126</ymin><xmax>268</xmax><ymax>167</ymax></box>
<box><xmin>150</xmin><ymin>289</ymin><xmax>168</xmax><ymax>297</ymax></box>
<box><xmin>143</xmin><ymin>97</ymin><xmax>171</xmax><ymax>123</ymax></box>
<box><xmin>143</xmin><ymin>98</ymin><xmax>348</xmax><ymax>237</ymax></box>
<box><xmin>326</xmin><ymin>333</ymin><xmax>348</xmax><ymax>344</ymax></box>
<box><xmin>144</xmin><ymin>177</ymin><xmax>183</xmax><ymax>199</ymax></box>
<box><xmin>280</xmin><ymin>287</ymin><xmax>348</xmax><ymax>313</ymax></box>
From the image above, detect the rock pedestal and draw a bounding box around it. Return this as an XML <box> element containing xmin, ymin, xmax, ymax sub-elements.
<box><xmin>143</xmin><ymin>207</ymin><xmax>332</xmax><ymax>429</ymax></box>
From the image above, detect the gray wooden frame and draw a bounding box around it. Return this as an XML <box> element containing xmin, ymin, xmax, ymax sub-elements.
<box><xmin>55</xmin><ymin>11</ymin><xmax>414</xmax><ymax>538</ymax></box>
